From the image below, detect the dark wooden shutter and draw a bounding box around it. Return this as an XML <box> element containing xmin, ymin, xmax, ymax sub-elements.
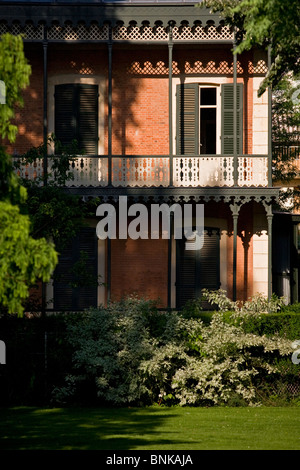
<box><xmin>77</xmin><ymin>85</ymin><xmax>98</xmax><ymax>155</ymax></box>
<box><xmin>176</xmin><ymin>83</ymin><xmax>199</xmax><ymax>155</ymax></box>
<box><xmin>176</xmin><ymin>228</ymin><xmax>220</xmax><ymax>309</ymax></box>
<box><xmin>199</xmin><ymin>228</ymin><xmax>220</xmax><ymax>291</ymax></box>
<box><xmin>221</xmin><ymin>83</ymin><xmax>243</xmax><ymax>155</ymax></box>
<box><xmin>53</xmin><ymin>227</ymin><xmax>98</xmax><ymax>311</ymax></box>
<box><xmin>55</xmin><ymin>84</ymin><xmax>98</xmax><ymax>155</ymax></box>
<box><xmin>55</xmin><ymin>84</ymin><xmax>77</xmax><ymax>147</ymax></box>
<box><xmin>176</xmin><ymin>236</ymin><xmax>199</xmax><ymax>308</ymax></box>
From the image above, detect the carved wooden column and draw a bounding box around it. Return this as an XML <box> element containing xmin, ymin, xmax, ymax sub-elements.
<box><xmin>229</xmin><ymin>202</ymin><xmax>242</xmax><ymax>301</ymax></box>
<box><xmin>168</xmin><ymin>26</ymin><xmax>173</xmax><ymax>187</ymax></box>
<box><xmin>43</xmin><ymin>28</ymin><xmax>48</xmax><ymax>187</ymax></box>
<box><xmin>107</xmin><ymin>26</ymin><xmax>113</xmax><ymax>301</ymax></box>
<box><xmin>262</xmin><ymin>200</ymin><xmax>274</xmax><ymax>301</ymax></box>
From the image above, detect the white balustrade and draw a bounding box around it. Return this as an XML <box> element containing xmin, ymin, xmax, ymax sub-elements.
<box><xmin>13</xmin><ymin>156</ymin><xmax>108</xmax><ymax>187</ymax></box>
<box><xmin>112</xmin><ymin>157</ymin><xmax>169</xmax><ymax>187</ymax></box>
<box><xmin>64</xmin><ymin>157</ymin><xmax>108</xmax><ymax>187</ymax></box>
<box><xmin>173</xmin><ymin>156</ymin><xmax>234</xmax><ymax>187</ymax></box>
<box><xmin>13</xmin><ymin>155</ymin><xmax>268</xmax><ymax>187</ymax></box>
<box><xmin>13</xmin><ymin>157</ymin><xmax>44</xmax><ymax>182</ymax></box>
<box><xmin>238</xmin><ymin>156</ymin><xmax>268</xmax><ymax>187</ymax></box>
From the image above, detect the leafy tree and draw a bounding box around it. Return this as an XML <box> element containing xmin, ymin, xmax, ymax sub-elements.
<box><xmin>201</xmin><ymin>0</ymin><xmax>300</xmax><ymax>96</ymax></box>
<box><xmin>272</xmin><ymin>75</ymin><xmax>300</xmax><ymax>193</ymax></box>
<box><xmin>0</xmin><ymin>34</ymin><xmax>57</xmax><ymax>316</ymax></box>
<box><xmin>0</xmin><ymin>202</ymin><xmax>57</xmax><ymax>316</ymax></box>
<box><xmin>0</xmin><ymin>34</ymin><xmax>31</xmax><ymax>142</ymax></box>
<box><xmin>201</xmin><ymin>0</ymin><xmax>300</xmax><ymax>208</ymax></box>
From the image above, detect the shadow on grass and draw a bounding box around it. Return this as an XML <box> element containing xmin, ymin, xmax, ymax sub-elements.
<box><xmin>0</xmin><ymin>406</ymin><xmax>185</xmax><ymax>450</ymax></box>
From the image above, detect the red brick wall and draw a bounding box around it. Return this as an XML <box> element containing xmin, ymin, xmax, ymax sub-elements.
<box><xmin>110</xmin><ymin>237</ymin><xmax>169</xmax><ymax>307</ymax></box>
<box><xmin>110</xmin><ymin>48</ymin><xmax>169</xmax><ymax>155</ymax></box>
<box><xmin>5</xmin><ymin>47</ymin><xmax>44</xmax><ymax>154</ymax></box>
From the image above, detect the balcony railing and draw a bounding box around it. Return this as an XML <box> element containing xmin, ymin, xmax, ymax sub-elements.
<box><xmin>13</xmin><ymin>154</ymin><xmax>269</xmax><ymax>188</ymax></box>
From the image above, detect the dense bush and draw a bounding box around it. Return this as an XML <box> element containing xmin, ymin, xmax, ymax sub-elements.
<box><xmin>51</xmin><ymin>295</ymin><xmax>296</xmax><ymax>407</ymax></box>
<box><xmin>51</xmin><ymin>297</ymin><xmax>195</xmax><ymax>406</ymax></box>
<box><xmin>1</xmin><ymin>291</ymin><xmax>299</xmax><ymax>407</ymax></box>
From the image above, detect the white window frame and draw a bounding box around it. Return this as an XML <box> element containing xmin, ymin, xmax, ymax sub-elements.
<box><xmin>172</xmin><ymin>78</ymin><xmax>225</xmax><ymax>155</ymax></box>
<box><xmin>48</xmin><ymin>74</ymin><xmax>105</xmax><ymax>155</ymax></box>
<box><xmin>198</xmin><ymin>85</ymin><xmax>221</xmax><ymax>155</ymax></box>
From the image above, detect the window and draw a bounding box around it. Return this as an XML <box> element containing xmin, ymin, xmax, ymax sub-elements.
<box><xmin>53</xmin><ymin>227</ymin><xmax>98</xmax><ymax>311</ymax></box>
<box><xmin>176</xmin><ymin>228</ymin><xmax>220</xmax><ymax>309</ymax></box>
<box><xmin>176</xmin><ymin>83</ymin><xmax>243</xmax><ymax>155</ymax></box>
<box><xmin>55</xmin><ymin>83</ymin><xmax>99</xmax><ymax>155</ymax></box>
<box><xmin>200</xmin><ymin>87</ymin><xmax>217</xmax><ymax>154</ymax></box>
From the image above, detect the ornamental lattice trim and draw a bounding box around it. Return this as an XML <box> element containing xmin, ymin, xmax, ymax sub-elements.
<box><xmin>172</xmin><ymin>25</ymin><xmax>233</xmax><ymax>41</ymax></box>
<box><xmin>0</xmin><ymin>22</ymin><xmax>44</xmax><ymax>40</ymax></box>
<box><xmin>47</xmin><ymin>24</ymin><xmax>109</xmax><ymax>41</ymax></box>
<box><xmin>0</xmin><ymin>23</ymin><xmax>233</xmax><ymax>42</ymax></box>
<box><xmin>112</xmin><ymin>25</ymin><xmax>169</xmax><ymax>41</ymax></box>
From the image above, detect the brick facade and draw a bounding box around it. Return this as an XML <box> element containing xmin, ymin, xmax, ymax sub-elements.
<box><xmin>111</xmin><ymin>237</ymin><xmax>169</xmax><ymax>306</ymax></box>
<box><xmin>5</xmin><ymin>31</ymin><xmax>274</xmax><ymax>309</ymax></box>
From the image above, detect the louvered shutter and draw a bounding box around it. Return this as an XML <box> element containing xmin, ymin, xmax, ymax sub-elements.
<box><xmin>176</xmin><ymin>228</ymin><xmax>220</xmax><ymax>309</ymax></box>
<box><xmin>53</xmin><ymin>227</ymin><xmax>98</xmax><ymax>311</ymax></box>
<box><xmin>176</xmin><ymin>83</ymin><xmax>199</xmax><ymax>155</ymax></box>
<box><xmin>221</xmin><ymin>83</ymin><xmax>243</xmax><ymax>155</ymax></box>
<box><xmin>199</xmin><ymin>229</ymin><xmax>220</xmax><ymax>290</ymax></box>
<box><xmin>55</xmin><ymin>84</ymin><xmax>98</xmax><ymax>155</ymax></box>
<box><xmin>55</xmin><ymin>84</ymin><xmax>77</xmax><ymax>148</ymax></box>
<box><xmin>176</xmin><ymin>237</ymin><xmax>198</xmax><ymax>308</ymax></box>
<box><xmin>77</xmin><ymin>85</ymin><xmax>98</xmax><ymax>155</ymax></box>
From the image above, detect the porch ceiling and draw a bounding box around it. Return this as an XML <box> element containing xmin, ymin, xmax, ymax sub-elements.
<box><xmin>64</xmin><ymin>187</ymin><xmax>280</xmax><ymax>205</ymax></box>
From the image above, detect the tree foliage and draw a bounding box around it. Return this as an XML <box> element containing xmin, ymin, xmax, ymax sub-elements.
<box><xmin>0</xmin><ymin>201</ymin><xmax>57</xmax><ymax>316</ymax></box>
<box><xmin>201</xmin><ymin>0</ymin><xmax>300</xmax><ymax>95</ymax></box>
<box><xmin>272</xmin><ymin>76</ymin><xmax>300</xmax><ymax>194</ymax></box>
<box><xmin>0</xmin><ymin>33</ymin><xmax>31</xmax><ymax>142</ymax></box>
<box><xmin>0</xmin><ymin>34</ymin><xmax>58</xmax><ymax>316</ymax></box>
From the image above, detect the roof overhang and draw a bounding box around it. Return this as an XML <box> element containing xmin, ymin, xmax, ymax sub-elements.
<box><xmin>0</xmin><ymin>3</ymin><xmax>224</xmax><ymax>28</ymax></box>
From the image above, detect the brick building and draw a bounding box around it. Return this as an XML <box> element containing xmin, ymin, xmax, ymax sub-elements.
<box><xmin>1</xmin><ymin>0</ymin><xmax>283</xmax><ymax>311</ymax></box>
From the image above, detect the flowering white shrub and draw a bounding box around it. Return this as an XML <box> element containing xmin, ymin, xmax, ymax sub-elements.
<box><xmin>201</xmin><ymin>288</ymin><xmax>286</xmax><ymax>315</ymax></box>
<box><xmin>51</xmin><ymin>295</ymin><xmax>293</xmax><ymax>407</ymax></box>
<box><xmin>170</xmin><ymin>313</ymin><xmax>292</xmax><ymax>406</ymax></box>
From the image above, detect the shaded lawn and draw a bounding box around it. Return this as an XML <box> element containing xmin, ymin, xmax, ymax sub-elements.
<box><xmin>0</xmin><ymin>406</ymin><xmax>299</xmax><ymax>450</ymax></box>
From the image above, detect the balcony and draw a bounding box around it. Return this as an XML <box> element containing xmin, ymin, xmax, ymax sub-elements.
<box><xmin>13</xmin><ymin>154</ymin><xmax>269</xmax><ymax>188</ymax></box>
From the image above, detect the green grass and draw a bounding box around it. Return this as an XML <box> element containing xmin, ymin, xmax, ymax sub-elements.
<box><xmin>0</xmin><ymin>406</ymin><xmax>300</xmax><ymax>450</ymax></box>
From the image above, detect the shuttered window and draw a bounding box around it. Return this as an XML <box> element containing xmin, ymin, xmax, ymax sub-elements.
<box><xmin>176</xmin><ymin>83</ymin><xmax>243</xmax><ymax>155</ymax></box>
<box><xmin>53</xmin><ymin>227</ymin><xmax>98</xmax><ymax>311</ymax></box>
<box><xmin>176</xmin><ymin>228</ymin><xmax>220</xmax><ymax>309</ymax></box>
<box><xmin>55</xmin><ymin>84</ymin><xmax>98</xmax><ymax>155</ymax></box>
